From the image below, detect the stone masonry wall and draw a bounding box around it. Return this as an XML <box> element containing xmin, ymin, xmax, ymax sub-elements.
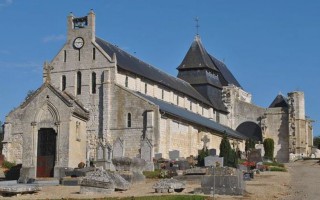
<box><xmin>264</xmin><ymin>107</ymin><xmax>289</xmax><ymax>162</ymax></box>
<box><xmin>109</xmin><ymin>85</ymin><xmax>159</xmax><ymax>158</ymax></box>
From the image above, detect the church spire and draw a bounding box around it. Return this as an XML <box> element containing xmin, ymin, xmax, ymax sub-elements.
<box><xmin>177</xmin><ymin>35</ymin><xmax>218</xmax><ymax>72</ymax></box>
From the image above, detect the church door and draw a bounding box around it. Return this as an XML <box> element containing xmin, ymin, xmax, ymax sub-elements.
<box><xmin>37</xmin><ymin>128</ymin><xmax>56</xmax><ymax>177</ymax></box>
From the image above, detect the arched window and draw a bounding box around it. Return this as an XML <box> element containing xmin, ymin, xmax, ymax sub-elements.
<box><xmin>62</xmin><ymin>75</ymin><xmax>66</xmax><ymax>91</ymax></box>
<box><xmin>91</xmin><ymin>72</ymin><xmax>96</xmax><ymax>94</ymax></box>
<box><xmin>127</xmin><ymin>113</ymin><xmax>132</xmax><ymax>128</ymax></box>
<box><xmin>125</xmin><ymin>76</ymin><xmax>128</xmax><ymax>87</ymax></box>
<box><xmin>161</xmin><ymin>90</ymin><xmax>164</xmax><ymax>100</ymax></box>
<box><xmin>77</xmin><ymin>71</ymin><xmax>82</xmax><ymax>95</ymax></box>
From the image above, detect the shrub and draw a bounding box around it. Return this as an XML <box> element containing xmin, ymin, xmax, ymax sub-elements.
<box><xmin>263</xmin><ymin>162</ymin><xmax>284</xmax><ymax>168</ymax></box>
<box><xmin>228</xmin><ymin>149</ymin><xmax>238</xmax><ymax>168</ymax></box>
<box><xmin>263</xmin><ymin>138</ymin><xmax>274</xmax><ymax>160</ymax></box>
<box><xmin>219</xmin><ymin>134</ymin><xmax>231</xmax><ymax>160</ymax></box>
<box><xmin>270</xmin><ymin>166</ymin><xmax>287</xmax><ymax>172</ymax></box>
<box><xmin>159</xmin><ymin>169</ymin><xmax>175</xmax><ymax>178</ymax></box>
<box><xmin>245</xmin><ymin>138</ymin><xmax>256</xmax><ymax>151</ymax></box>
<box><xmin>143</xmin><ymin>169</ymin><xmax>161</xmax><ymax>179</ymax></box>
<box><xmin>197</xmin><ymin>147</ymin><xmax>209</xmax><ymax>167</ymax></box>
<box><xmin>219</xmin><ymin>134</ymin><xmax>238</xmax><ymax>168</ymax></box>
<box><xmin>2</xmin><ymin>160</ymin><xmax>16</xmax><ymax>169</ymax></box>
<box><xmin>78</xmin><ymin>162</ymin><xmax>85</xmax><ymax>168</ymax></box>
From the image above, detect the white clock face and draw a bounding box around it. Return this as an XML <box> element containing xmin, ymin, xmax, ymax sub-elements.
<box><xmin>74</xmin><ymin>37</ymin><xmax>84</xmax><ymax>49</ymax></box>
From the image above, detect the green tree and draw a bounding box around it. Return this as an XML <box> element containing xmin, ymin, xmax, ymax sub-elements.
<box><xmin>197</xmin><ymin>147</ymin><xmax>209</xmax><ymax>166</ymax></box>
<box><xmin>313</xmin><ymin>136</ymin><xmax>320</xmax><ymax>149</ymax></box>
<box><xmin>219</xmin><ymin>134</ymin><xmax>237</xmax><ymax>167</ymax></box>
<box><xmin>219</xmin><ymin>134</ymin><xmax>231</xmax><ymax>160</ymax></box>
<box><xmin>245</xmin><ymin>138</ymin><xmax>256</xmax><ymax>151</ymax></box>
<box><xmin>263</xmin><ymin>138</ymin><xmax>274</xmax><ymax>160</ymax></box>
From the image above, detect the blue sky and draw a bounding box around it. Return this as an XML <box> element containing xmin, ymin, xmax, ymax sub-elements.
<box><xmin>0</xmin><ymin>0</ymin><xmax>320</xmax><ymax>136</ymax></box>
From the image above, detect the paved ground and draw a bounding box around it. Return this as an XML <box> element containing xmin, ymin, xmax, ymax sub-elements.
<box><xmin>283</xmin><ymin>159</ymin><xmax>320</xmax><ymax>200</ymax></box>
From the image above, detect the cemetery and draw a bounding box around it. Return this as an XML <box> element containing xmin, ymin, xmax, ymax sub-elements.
<box><xmin>0</xmin><ymin>136</ymin><xmax>294</xmax><ymax>199</ymax></box>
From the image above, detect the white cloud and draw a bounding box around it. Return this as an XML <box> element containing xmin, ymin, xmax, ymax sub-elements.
<box><xmin>0</xmin><ymin>0</ymin><xmax>13</xmax><ymax>7</ymax></box>
<box><xmin>42</xmin><ymin>34</ymin><xmax>65</xmax><ymax>43</ymax></box>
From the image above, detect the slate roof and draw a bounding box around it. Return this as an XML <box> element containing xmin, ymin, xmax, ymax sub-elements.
<box><xmin>138</xmin><ymin>92</ymin><xmax>247</xmax><ymax>140</ymax></box>
<box><xmin>178</xmin><ymin>35</ymin><xmax>241</xmax><ymax>88</ymax></box>
<box><xmin>269</xmin><ymin>94</ymin><xmax>288</xmax><ymax>108</ymax></box>
<box><xmin>95</xmin><ymin>37</ymin><xmax>213</xmax><ymax>107</ymax></box>
<box><xmin>209</xmin><ymin>54</ymin><xmax>241</xmax><ymax>88</ymax></box>
<box><xmin>177</xmin><ymin>36</ymin><xmax>219</xmax><ymax>73</ymax></box>
<box><xmin>192</xmin><ymin>85</ymin><xmax>228</xmax><ymax>112</ymax></box>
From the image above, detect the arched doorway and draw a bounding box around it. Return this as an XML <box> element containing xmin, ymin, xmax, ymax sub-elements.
<box><xmin>236</xmin><ymin>122</ymin><xmax>262</xmax><ymax>142</ymax></box>
<box><xmin>37</xmin><ymin>128</ymin><xmax>56</xmax><ymax>177</ymax></box>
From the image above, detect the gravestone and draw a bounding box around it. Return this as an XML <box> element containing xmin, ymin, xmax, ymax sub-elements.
<box><xmin>184</xmin><ymin>167</ymin><xmax>207</xmax><ymax>175</ymax></box>
<box><xmin>169</xmin><ymin>150</ymin><xmax>180</xmax><ymax>160</ymax></box>
<box><xmin>176</xmin><ymin>160</ymin><xmax>190</xmax><ymax>170</ymax></box>
<box><xmin>255</xmin><ymin>144</ymin><xmax>265</xmax><ymax>157</ymax></box>
<box><xmin>154</xmin><ymin>153</ymin><xmax>162</xmax><ymax>159</ymax></box>
<box><xmin>113</xmin><ymin>138</ymin><xmax>124</xmax><ymax>158</ymax></box>
<box><xmin>97</xmin><ymin>145</ymin><xmax>104</xmax><ymax>160</ymax></box>
<box><xmin>238</xmin><ymin>164</ymin><xmax>249</xmax><ymax>172</ymax></box>
<box><xmin>208</xmin><ymin>148</ymin><xmax>216</xmax><ymax>156</ymax></box>
<box><xmin>204</xmin><ymin>156</ymin><xmax>223</xmax><ymax>167</ymax></box>
<box><xmin>153</xmin><ymin>179</ymin><xmax>186</xmax><ymax>193</ymax></box>
<box><xmin>0</xmin><ymin>185</ymin><xmax>41</xmax><ymax>196</ymax></box>
<box><xmin>95</xmin><ymin>142</ymin><xmax>114</xmax><ymax>170</ymax></box>
<box><xmin>140</xmin><ymin>138</ymin><xmax>152</xmax><ymax>162</ymax></box>
<box><xmin>248</xmin><ymin>149</ymin><xmax>262</xmax><ymax>163</ymax></box>
<box><xmin>80</xmin><ymin>169</ymin><xmax>130</xmax><ymax>194</ymax></box>
<box><xmin>194</xmin><ymin>168</ymin><xmax>245</xmax><ymax>195</ymax></box>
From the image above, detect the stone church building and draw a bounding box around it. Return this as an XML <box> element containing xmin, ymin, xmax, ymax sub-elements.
<box><xmin>2</xmin><ymin>11</ymin><xmax>313</xmax><ymax>178</ymax></box>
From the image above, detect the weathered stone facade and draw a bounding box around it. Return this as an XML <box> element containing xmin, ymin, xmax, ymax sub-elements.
<box><xmin>2</xmin><ymin>10</ymin><xmax>313</xmax><ymax>179</ymax></box>
<box><xmin>222</xmin><ymin>85</ymin><xmax>313</xmax><ymax>162</ymax></box>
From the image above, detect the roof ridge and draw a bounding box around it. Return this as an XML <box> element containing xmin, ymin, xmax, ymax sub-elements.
<box><xmin>95</xmin><ymin>36</ymin><xmax>213</xmax><ymax>106</ymax></box>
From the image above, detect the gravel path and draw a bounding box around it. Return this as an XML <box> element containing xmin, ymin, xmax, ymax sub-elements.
<box><xmin>283</xmin><ymin>159</ymin><xmax>320</xmax><ymax>200</ymax></box>
<box><xmin>8</xmin><ymin>161</ymin><xmax>320</xmax><ymax>200</ymax></box>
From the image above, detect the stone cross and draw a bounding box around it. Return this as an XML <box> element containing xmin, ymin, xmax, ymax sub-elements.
<box><xmin>201</xmin><ymin>135</ymin><xmax>210</xmax><ymax>150</ymax></box>
<box><xmin>44</xmin><ymin>61</ymin><xmax>54</xmax><ymax>83</ymax></box>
